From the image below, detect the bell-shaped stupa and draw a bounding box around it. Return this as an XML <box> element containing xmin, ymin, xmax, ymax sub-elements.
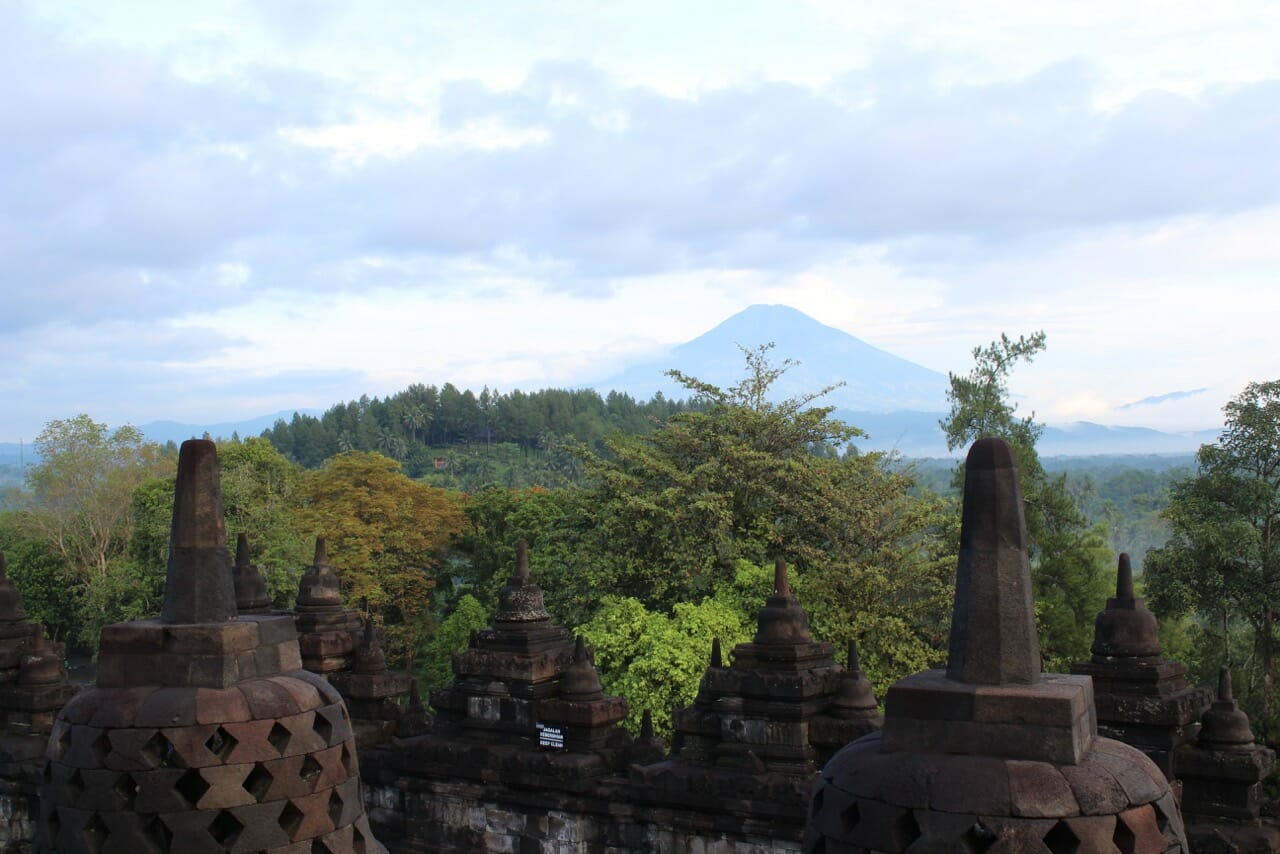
<box><xmin>38</xmin><ymin>439</ymin><xmax>382</xmax><ymax>852</ymax></box>
<box><xmin>806</xmin><ymin>439</ymin><xmax>1187</xmax><ymax>852</ymax></box>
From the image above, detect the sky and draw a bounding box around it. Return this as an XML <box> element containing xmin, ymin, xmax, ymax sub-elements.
<box><xmin>3</xmin><ymin>0</ymin><xmax>1279</xmax><ymax>442</ymax></box>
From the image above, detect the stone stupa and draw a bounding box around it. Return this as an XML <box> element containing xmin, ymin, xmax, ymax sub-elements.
<box><xmin>38</xmin><ymin>439</ymin><xmax>382</xmax><ymax>853</ymax></box>
<box><xmin>806</xmin><ymin>438</ymin><xmax>1187</xmax><ymax>852</ymax></box>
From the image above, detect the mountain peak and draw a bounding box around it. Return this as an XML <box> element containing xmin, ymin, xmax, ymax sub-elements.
<box><xmin>590</xmin><ymin>304</ymin><xmax>949</xmax><ymax>412</ymax></box>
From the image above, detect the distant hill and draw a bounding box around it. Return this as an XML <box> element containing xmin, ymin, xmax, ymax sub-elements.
<box><xmin>138</xmin><ymin>410</ymin><xmax>324</xmax><ymax>445</ymax></box>
<box><xmin>590</xmin><ymin>304</ymin><xmax>950</xmax><ymax>412</ymax></box>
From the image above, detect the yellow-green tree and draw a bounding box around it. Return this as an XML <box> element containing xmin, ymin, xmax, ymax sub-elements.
<box><xmin>295</xmin><ymin>452</ymin><xmax>465</xmax><ymax>667</ymax></box>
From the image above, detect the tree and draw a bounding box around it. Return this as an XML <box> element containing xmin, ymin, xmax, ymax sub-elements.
<box><xmin>21</xmin><ymin>415</ymin><xmax>173</xmax><ymax>581</ymax></box>
<box><xmin>940</xmin><ymin>334</ymin><xmax>1111</xmax><ymax>670</ymax></box>
<box><xmin>294</xmin><ymin>452</ymin><xmax>466</xmax><ymax>667</ymax></box>
<box><xmin>417</xmin><ymin>594</ymin><xmax>490</xmax><ymax>694</ymax></box>
<box><xmin>573</xmin><ymin>345</ymin><xmax>956</xmax><ymax>690</ymax></box>
<box><xmin>1145</xmin><ymin>381</ymin><xmax>1280</xmax><ymax>722</ymax></box>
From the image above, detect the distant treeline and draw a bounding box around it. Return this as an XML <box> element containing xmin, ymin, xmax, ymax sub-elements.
<box><xmin>262</xmin><ymin>382</ymin><xmax>703</xmax><ymax>474</ymax></box>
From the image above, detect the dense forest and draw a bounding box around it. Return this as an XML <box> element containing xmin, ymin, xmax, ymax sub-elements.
<box><xmin>1</xmin><ymin>339</ymin><xmax>1272</xmax><ymax>742</ymax></box>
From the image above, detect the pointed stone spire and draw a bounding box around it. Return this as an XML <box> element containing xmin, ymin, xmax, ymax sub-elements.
<box><xmin>353</xmin><ymin>615</ymin><xmax>388</xmax><ymax>675</ymax></box>
<box><xmin>160</xmin><ymin>439</ymin><xmax>237</xmax><ymax>624</ymax></box>
<box><xmin>1089</xmin><ymin>552</ymin><xmax>1161</xmax><ymax>660</ymax></box>
<box><xmin>232</xmin><ymin>532</ymin><xmax>271</xmax><ymax>614</ymax></box>
<box><xmin>830</xmin><ymin>639</ymin><xmax>878</xmax><ymax>717</ymax></box>
<box><xmin>710</xmin><ymin>637</ymin><xmax>723</xmax><ymax>668</ymax></box>
<box><xmin>396</xmin><ymin>677</ymin><xmax>432</xmax><ymax>738</ymax></box>
<box><xmin>946</xmin><ymin>438</ymin><xmax>1040</xmax><ymax>685</ymax></box>
<box><xmin>296</xmin><ymin>536</ymin><xmax>343</xmax><ymax>609</ymax></box>
<box><xmin>1198</xmin><ymin>665</ymin><xmax>1257</xmax><ymax>749</ymax></box>
<box><xmin>754</xmin><ymin>558</ymin><xmax>813</xmax><ymax>644</ymax></box>
<box><xmin>640</xmin><ymin>708</ymin><xmax>656</xmax><ymax>742</ymax></box>
<box><xmin>495</xmin><ymin>539</ymin><xmax>551</xmax><ymax>626</ymax></box>
<box><xmin>560</xmin><ymin>636</ymin><xmax>605</xmax><ymax>701</ymax></box>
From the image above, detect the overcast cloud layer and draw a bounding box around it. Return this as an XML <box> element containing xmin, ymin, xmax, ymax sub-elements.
<box><xmin>2</xmin><ymin>1</ymin><xmax>1279</xmax><ymax>440</ymax></box>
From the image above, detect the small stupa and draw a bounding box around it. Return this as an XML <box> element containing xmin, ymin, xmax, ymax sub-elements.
<box><xmin>0</xmin><ymin>552</ymin><xmax>72</xmax><ymax>735</ymax></box>
<box><xmin>38</xmin><ymin>439</ymin><xmax>382</xmax><ymax>852</ymax></box>
<box><xmin>671</xmin><ymin>559</ymin><xmax>878</xmax><ymax>774</ymax></box>
<box><xmin>231</xmin><ymin>533</ymin><xmax>272</xmax><ymax>615</ymax></box>
<box><xmin>329</xmin><ymin>615</ymin><xmax>411</xmax><ymax>746</ymax></box>
<box><xmin>429</xmin><ymin>540</ymin><xmax>578</xmax><ymax>743</ymax></box>
<box><xmin>1178</xmin><ymin>666</ymin><xmax>1278</xmax><ymax>850</ymax></box>
<box><xmin>806</xmin><ymin>439</ymin><xmax>1187</xmax><ymax>852</ymax></box>
<box><xmin>1071</xmin><ymin>553</ymin><xmax>1211</xmax><ymax>777</ymax></box>
<box><xmin>292</xmin><ymin>537</ymin><xmax>363</xmax><ymax>674</ymax></box>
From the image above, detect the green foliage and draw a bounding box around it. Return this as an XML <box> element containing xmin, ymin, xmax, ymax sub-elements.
<box><xmin>579</xmin><ymin>587</ymin><xmax>754</xmax><ymax>737</ymax></box>
<box><xmin>0</xmin><ymin>512</ymin><xmax>77</xmax><ymax>642</ymax></box>
<box><xmin>1145</xmin><ymin>380</ymin><xmax>1280</xmax><ymax>726</ymax></box>
<box><xmin>940</xmin><ymin>333</ymin><xmax>1111</xmax><ymax>671</ymax></box>
<box><xmin>21</xmin><ymin>415</ymin><xmax>174</xmax><ymax>581</ymax></box>
<box><xmin>417</xmin><ymin>594</ymin><xmax>490</xmax><ymax>696</ymax></box>
<box><xmin>295</xmin><ymin>452</ymin><xmax>467</xmax><ymax>668</ymax></box>
<box><xmin>218</xmin><ymin>438</ymin><xmax>309</xmax><ymax>607</ymax></box>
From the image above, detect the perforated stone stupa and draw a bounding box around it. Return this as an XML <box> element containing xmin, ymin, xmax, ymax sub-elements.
<box><xmin>37</xmin><ymin>439</ymin><xmax>382</xmax><ymax>853</ymax></box>
<box><xmin>1071</xmin><ymin>553</ymin><xmax>1211</xmax><ymax>778</ymax></box>
<box><xmin>0</xmin><ymin>551</ymin><xmax>73</xmax><ymax>736</ymax></box>
<box><xmin>806</xmin><ymin>438</ymin><xmax>1188</xmax><ymax>853</ymax></box>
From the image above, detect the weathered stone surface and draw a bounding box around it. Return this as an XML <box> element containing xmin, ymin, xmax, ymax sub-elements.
<box><xmin>946</xmin><ymin>438</ymin><xmax>1040</xmax><ymax>686</ymax></box>
<box><xmin>161</xmin><ymin>439</ymin><xmax>237</xmax><ymax>624</ymax></box>
<box><xmin>804</xmin><ymin>439</ymin><xmax>1184</xmax><ymax>854</ymax></box>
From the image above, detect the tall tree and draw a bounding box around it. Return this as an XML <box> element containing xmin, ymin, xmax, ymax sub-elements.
<box><xmin>940</xmin><ymin>334</ymin><xmax>1111</xmax><ymax>670</ymax></box>
<box><xmin>1145</xmin><ymin>380</ymin><xmax>1280</xmax><ymax>719</ymax></box>
<box><xmin>21</xmin><ymin>415</ymin><xmax>173</xmax><ymax>580</ymax></box>
<box><xmin>295</xmin><ymin>451</ymin><xmax>466</xmax><ymax>667</ymax></box>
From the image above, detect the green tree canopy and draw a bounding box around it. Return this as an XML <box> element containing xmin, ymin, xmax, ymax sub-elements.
<box><xmin>295</xmin><ymin>451</ymin><xmax>467</xmax><ymax>667</ymax></box>
<box><xmin>1146</xmin><ymin>380</ymin><xmax>1280</xmax><ymax>721</ymax></box>
<box><xmin>940</xmin><ymin>333</ymin><xmax>1111</xmax><ymax>670</ymax></box>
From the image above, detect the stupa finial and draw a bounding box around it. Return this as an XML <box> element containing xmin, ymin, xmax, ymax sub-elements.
<box><xmin>847</xmin><ymin>639</ymin><xmax>861</xmax><ymax>672</ymax></box>
<box><xmin>1219</xmin><ymin>664</ymin><xmax>1233</xmax><ymax>702</ymax></box>
<box><xmin>516</xmin><ymin>538</ymin><xmax>530</xmax><ymax>582</ymax></box>
<box><xmin>710</xmin><ymin>637</ymin><xmax>723</xmax><ymax>668</ymax></box>
<box><xmin>946</xmin><ymin>438</ymin><xmax>1040</xmax><ymax>685</ymax></box>
<box><xmin>774</xmin><ymin>557</ymin><xmax>791</xmax><ymax>597</ymax></box>
<box><xmin>1116</xmin><ymin>552</ymin><xmax>1135</xmax><ymax>599</ymax></box>
<box><xmin>161</xmin><ymin>439</ymin><xmax>237</xmax><ymax>624</ymax></box>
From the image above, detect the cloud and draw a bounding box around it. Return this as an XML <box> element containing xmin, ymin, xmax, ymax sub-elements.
<box><xmin>1119</xmin><ymin>389</ymin><xmax>1209</xmax><ymax>409</ymax></box>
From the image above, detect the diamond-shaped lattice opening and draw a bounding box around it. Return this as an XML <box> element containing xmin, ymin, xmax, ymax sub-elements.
<box><xmin>82</xmin><ymin>811</ymin><xmax>109</xmax><ymax>854</ymax></box>
<box><xmin>45</xmin><ymin>806</ymin><xmax>61</xmax><ymax>847</ymax></box>
<box><xmin>839</xmin><ymin>800</ymin><xmax>860</xmax><ymax>835</ymax></box>
<box><xmin>147</xmin><ymin>816</ymin><xmax>173</xmax><ymax>850</ymax></box>
<box><xmin>341</xmin><ymin>743</ymin><xmax>356</xmax><ymax>775</ymax></box>
<box><xmin>56</xmin><ymin>727</ymin><xmax>71</xmax><ymax>759</ymax></box>
<box><xmin>113</xmin><ymin>773</ymin><xmax>138</xmax><ymax>809</ymax></box>
<box><xmin>353</xmin><ymin>825</ymin><xmax>368</xmax><ymax>854</ymax></box>
<box><xmin>175</xmin><ymin>768</ymin><xmax>211</xmax><ymax>807</ymax></box>
<box><xmin>268</xmin><ymin>722</ymin><xmax>292</xmax><ymax>754</ymax></box>
<box><xmin>1113</xmin><ymin>814</ymin><xmax>1137</xmax><ymax>854</ymax></box>
<box><xmin>205</xmin><ymin>726</ymin><xmax>238</xmax><ymax>762</ymax></box>
<box><xmin>67</xmin><ymin>769</ymin><xmax>86</xmax><ymax>802</ymax></box>
<box><xmin>1043</xmin><ymin>819</ymin><xmax>1080</xmax><ymax>854</ymax></box>
<box><xmin>807</xmin><ymin>838</ymin><xmax>826</xmax><ymax>854</ymax></box>
<box><xmin>208</xmin><ymin>810</ymin><xmax>243</xmax><ymax>847</ymax></box>
<box><xmin>42</xmin><ymin>762</ymin><xmax>53</xmax><ymax>784</ymax></box>
<box><xmin>141</xmin><ymin>731</ymin><xmax>175</xmax><ymax>768</ymax></box>
<box><xmin>300</xmin><ymin>754</ymin><xmax>323</xmax><ymax>789</ymax></box>
<box><xmin>279</xmin><ymin>800</ymin><xmax>304</xmax><ymax>840</ymax></box>
<box><xmin>91</xmin><ymin>731</ymin><xmax>111</xmax><ymax>765</ymax></box>
<box><xmin>243</xmin><ymin>762</ymin><xmax>273</xmax><ymax>800</ymax></box>
<box><xmin>313</xmin><ymin>711</ymin><xmax>334</xmax><ymax>744</ymax></box>
<box><xmin>962</xmin><ymin>820</ymin><xmax>999</xmax><ymax>854</ymax></box>
<box><xmin>328</xmin><ymin>789</ymin><xmax>344</xmax><ymax>827</ymax></box>
<box><xmin>312</xmin><ymin>841</ymin><xmax>332</xmax><ymax>854</ymax></box>
<box><xmin>810</xmin><ymin>788</ymin><xmax>825</xmax><ymax>819</ymax></box>
<box><xmin>1151</xmin><ymin>800</ymin><xmax>1171</xmax><ymax>836</ymax></box>
<box><xmin>891</xmin><ymin>808</ymin><xmax>922</xmax><ymax>848</ymax></box>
